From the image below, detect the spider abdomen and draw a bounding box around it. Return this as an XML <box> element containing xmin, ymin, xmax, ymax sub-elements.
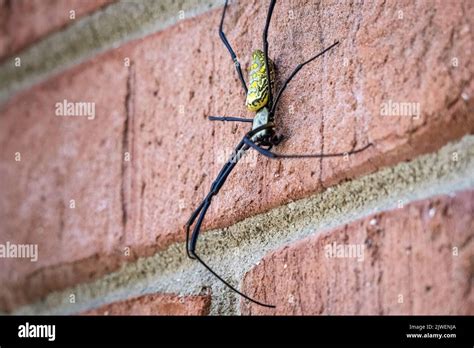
<box><xmin>245</xmin><ymin>49</ymin><xmax>274</xmax><ymax>111</ymax></box>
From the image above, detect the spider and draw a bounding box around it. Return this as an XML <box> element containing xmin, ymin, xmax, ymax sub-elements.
<box><xmin>185</xmin><ymin>0</ymin><xmax>372</xmax><ymax>308</ymax></box>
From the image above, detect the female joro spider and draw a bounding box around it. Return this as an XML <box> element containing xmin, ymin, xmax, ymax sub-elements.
<box><xmin>185</xmin><ymin>0</ymin><xmax>372</xmax><ymax>308</ymax></box>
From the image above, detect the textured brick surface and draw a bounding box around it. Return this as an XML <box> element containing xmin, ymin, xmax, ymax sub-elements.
<box><xmin>83</xmin><ymin>293</ymin><xmax>211</xmax><ymax>315</ymax></box>
<box><xmin>241</xmin><ymin>191</ymin><xmax>474</xmax><ymax>315</ymax></box>
<box><xmin>0</xmin><ymin>0</ymin><xmax>113</xmax><ymax>60</ymax></box>
<box><xmin>0</xmin><ymin>0</ymin><xmax>473</xmax><ymax>311</ymax></box>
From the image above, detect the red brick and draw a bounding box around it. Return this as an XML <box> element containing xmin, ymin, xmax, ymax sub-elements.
<box><xmin>0</xmin><ymin>0</ymin><xmax>113</xmax><ymax>60</ymax></box>
<box><xmin>83</xmin><ymin>293</ymin><xmax>211</xmax><ymax>316</ymax></box>
<box><xmin>0</xmin><ymin>0</ymin><xmax>473</xmax><ymax>311</ymax></box>
<box><xmin>241</xmin><ymin>191</ymin><xmax>474</xmax><ymax>315</ymax></box>
<box><xmin>0</xmin><ymin>51</ymin><xmax>129</xmax><ymax>311</ymax></box>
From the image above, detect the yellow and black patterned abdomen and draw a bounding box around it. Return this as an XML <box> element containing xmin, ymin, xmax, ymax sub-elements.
<box><xmin>245</xmin><ymin>50</ymin><xmax>274</xmax><ymax>112</ymax></box>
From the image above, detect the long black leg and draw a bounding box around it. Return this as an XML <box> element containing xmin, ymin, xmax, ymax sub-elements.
<box><xmin>186</xmin><ymin>197</ymin><xmax>208</xmax><ymax>259</ymax></box>
<box><xmin>270</xmin><ymin>41</ymin><xmax>339</xmax><ymax>115</ymax></box>
<box><xmin>186</xmin><ymin>158</ymin><xmax>235</xmax><ymax>259</ymax></box>
<box><xmin>186</xmin><ymin>139</ymin><xmax>275</xmax><ymax>308</ymax></box>
<box><xmin>186</xmin><ymin>146</ymin><xmax>241</xmax><ymax>259</ymax></box>
<box><xmin>191</xmin><ymin>251</ymin><xmax>274</xmax><ymax>308</ymax></box>
<box><xmin>208</xmin><ymin>116</ymin><xmax>254</xmax><ymax>123</ymax></box>
<box><xmin>244</xmin><ymin>136</ymin><xmax>373</xmax><ymax>159</ymax></box>
<box><xmin>188</xmin><ymin>198</ymin><xmax>213</xmax><ymax>252</ymax></box>
<box><xmin>263</xmin><ymin>0</ymin><xmax>277</xmax><ymax>109</ymax></box>
<box><xmin>219</xmin><ymin>0</ymin><xmax>248</xmax><ymax>93</ymax></box>
<box><xmin>188</xmin><ymin>154</ymin><xmax>240</xmax><ymax>254</ymax></box>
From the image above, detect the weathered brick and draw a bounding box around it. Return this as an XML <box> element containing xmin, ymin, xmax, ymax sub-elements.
<box><xmin>83</xmin><ymin>293</ymin><xmax>211</xmax><ymax>315</ymax></box>
<box><xmin>241</xmin><ymin>191</ymin><xmax>474</xmax><ymax>315</ymax></box>
<box><xmin>0</xmin><ymin>0</ymin><xmax>113</xmax><ymax>60</ymax></box>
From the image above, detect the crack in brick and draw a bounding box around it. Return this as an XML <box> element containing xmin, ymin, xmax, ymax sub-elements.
<box><xmin>407</xmin><ymin>212</ymin><xmax>414</xmax><ymax>315</ymax></box>
<box><xmin>121</xmin><ymin>62</ymin><xmax>135</xmax><ymax>241</ymax></box>
<box><xmin>315</xmin><ymin>0</ymin><xmax>325</xmax><ymax>191</ymax></box>
<box><xmin>59</xmin><ymin>198</ymin><xmax>65</xmax><ymax>242</ymax></box>
<box><xmin>2</xmin><ymin>0</ymin><xmax>12</xmax><ymax>55</ymax></box>
<box><xmin>460</xmin><ymin>234</ymin><xmax>474</xmax><ymax>251</ymax></box>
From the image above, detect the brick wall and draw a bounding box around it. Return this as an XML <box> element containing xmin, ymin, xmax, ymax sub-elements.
<box><xmin>0</xmin><ymin>0</ymin><xmax>114</xmax><ymax>60</ymax></box>
<box><xmin>0</xmin><ymin>0</ymin><xmax>473</xmax><ymax>315</ymax></box>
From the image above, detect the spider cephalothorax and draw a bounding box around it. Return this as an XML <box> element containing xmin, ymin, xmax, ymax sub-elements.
<box><xmin>185</xmin><ymin>0</ymin><xmax>373</xmax><ymax>308</ymax></box>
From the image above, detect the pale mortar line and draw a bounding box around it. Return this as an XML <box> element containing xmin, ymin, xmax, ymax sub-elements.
<box><xmin>10</xmin><ymin>135</ymin><xmax>474</xmax><ymax>315</ymax></box>
<box><xmin>0</xmin><ymin>0</ymin><xmax>224</xmax><ymax>106</ymax></box>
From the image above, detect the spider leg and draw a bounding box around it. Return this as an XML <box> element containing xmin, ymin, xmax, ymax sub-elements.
<box><xmin>185</xmin><ymin>197</ymin><xmax>208</xmax><ymax>259</ymax></box>
<box><xmin>219</xmin><ymin>0</ymin><xmax>248</xmax><ymax>94</ymax></box>
<box><xmin>245</xmin><ymin>136</ymin><xmax>373</xmax><ymax>159</ymax></box>
<box><xmin>185</xmin><ymin>159</ymin><xmax>234</xmax><ymax>259</ymax></box>
<box><xmin>185</xmin><ymin>139</ymin><xmax>275</xmax><ymax>308</ymax></box>
<box><xmin>186</xmin><ymin>138</ymin><xmax>245</xmax><ymax>253</ymax></box>
<box><xmin>244</xmin><ymin>123</ymin><xmax>373</xmax><ymax>159</ymax></box>
<box><xmin>208</xmin><ymin>116</ymin><xmax>254</xmax><ymax>123</ymax></box>
<box><xmin>271</xmin><ymin>41</ymin><xmax>339</xmax><ymax>115</ymax></box>
<box><xmin>263</xmin><ymin>0</ymin><xmax>277</xmax><ymax>109</ymax></box>
<box><xmin>191</xmin><ymin>250</ymin><xmax>275</xmax><ymax>308</ymax></box>
<box><xmin>187</xmin><ymin>157</ymin><xmax>237</xmax><ymax>255</ymax></box>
